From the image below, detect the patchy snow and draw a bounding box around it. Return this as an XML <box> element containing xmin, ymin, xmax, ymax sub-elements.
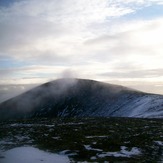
<box><xmin>10</xmin><ymin>123</ymin><xmax>33</xmax><ymax>127</ymax></box>
<box><xmin>52</xmin><ymin>136</ymin><xmax>60</xmax><ymax>140</ymax></box>
<box><xmin>97</xmin><ymin>146</ymin><xmax>141</xmax><ymax>158</ymax></box>
<box><xmin>14</xmin><ymin>135</ymin><xmax>31</xmax><ymax>141</ymax></box>
<box><xmin>84</xmin><ymin>145</ymin><xmax>103</xmax><ymax>152</ymax></box>
<box><xmin>90</xmin><ymin>156</ymin><xmax>97</xmax><ymax>160</ymax></box>
<box><xmin>59</xmin><ymin>122</ymin><xmax>84</xmax><ymax>126</ymax></box>
<box><xmin>44</xmin><ymin>125</ymin><xmax>55</xmax><ymax>127</ymax></box>
<box><xmin>154</xmin><ymin>141</ymin><xmax>163</xmax><ymax>146</ymax></box>
<box><xmin>60</xmin><ymin>150</ymin><xmax>72</xmax><ymax>155</ymax></box>
<box><xmin>60</xmin><ymin>150</ymin><xmax>78</xmax><ymax>156</ymax></box>
<box><xmin>0</xmin><ymin>135</ymin><xmax>33</xmax><ymax>146</ymax></box>
<box><xmin>0</xmin><ymin>140</ymin><xmax>15</xmax><ymax>145</ymax></box>
<box><xmin>0</xmin><ymin>146</ymin><xmax>70</xmax><ymax>163</ymax></box>
<box><xmin>10</xmin><ymin>123</ymin><xmax>55</xmax><ymax>128</ymax></box>
<box><xmin>129</xmin><ymin>96</ymin><xmax>154</xmax><ymax>117</ymax></box>
<box><xmin>128</xmin><ymin>95</ymin><xmax>163</xmax><ymax>118</ymax></box>
<box><xmin>85</xmin><ymin>135</ymin><xmax>108</xmax><ymax>139</ymax></box>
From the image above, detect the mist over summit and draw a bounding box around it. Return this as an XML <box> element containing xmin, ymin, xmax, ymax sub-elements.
<box><xmin>0</xmin><ymin>78</ymin><xmax>163</xmax><ymax>120</ymax></box>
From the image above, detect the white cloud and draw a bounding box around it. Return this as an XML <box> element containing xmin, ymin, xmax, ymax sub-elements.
<box><xmin>0</xmin><ymin>0</ymin><xmax>162</xmax><ymax>62</ymax></box>
<box><xmin>84</xmin><ymin>18</ymin><xmax>163</xmax><ymax>68</ymax></box>
<box><xmin>0</xmin><ymin>84</ymin><xmax>38</xmax><ymax>103</ymax></box>
<box><xmin>0</xmin><ymin>0</ymin><xmax>134</xmax><ymax>57</ymax></box>
<box><xmin>0</xmin><ymin>0</ymin><xmax>163</xmax><ymax>94</ymax></box>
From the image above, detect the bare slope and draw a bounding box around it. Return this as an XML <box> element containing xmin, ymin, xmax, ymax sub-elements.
<box><xmin>0</xmin><ymin>78</ymin><xmax>163</xmax><ymax>120</ymax></box>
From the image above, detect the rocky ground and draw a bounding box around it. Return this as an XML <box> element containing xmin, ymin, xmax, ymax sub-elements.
<box><xmin>0</xmin><ymin>117</ymin><xmax>163</xmax><ymax>163</ymax></box>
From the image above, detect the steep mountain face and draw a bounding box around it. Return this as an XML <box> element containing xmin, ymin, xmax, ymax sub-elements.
<box><xmin>0</xmin><ymin>78</ymin><xmax>163</xmax><ymax>120</ymax></box>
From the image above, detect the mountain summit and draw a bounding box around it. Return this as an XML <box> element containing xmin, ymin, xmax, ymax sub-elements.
<box><xmin>0</xmin><ymin>78</ymin><xmax>163</xmax><ymax>120</ymax></box>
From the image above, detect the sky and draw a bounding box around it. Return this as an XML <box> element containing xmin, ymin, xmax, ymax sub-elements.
<box><xmin>0</xmin><ymin>0</ymin><xmax>163</xmax><ymax>101</ymax></box>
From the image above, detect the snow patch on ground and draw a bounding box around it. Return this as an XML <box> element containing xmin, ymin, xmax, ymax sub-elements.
<box><xmin>10</xmin><ymin>123</ymin><xmax>55</xmax><ymax>128</ymax></box>
<box><xmin>0</xmin><ymin>135</ymin><xmax>33</xmax><ymax>146</ymax></box>
<box><xmin>0</xmin><ymin>140</ymin><xmax>15</xmax><ymax>145</ymax></box>
<box><xmin>0</xmin><ymin>146</ymin><xmax>70</xmax><ymax>163</ymax></box>
<box><xmin>84</xmin><ymin>145</ymin><xmax>103</xmax><ymax>152</ymax></box>
<box><xmin>52</xmin><ymin>136</ymin><xmax>60</xmax><ymax>140</ymax></box>
<box><xmin>59</xmin><ymin>122</ymin><xmax>84</xmax><ymax>126</ymax></box>
<box><xmin>154</xmin><ymin>141</ymin><xmax>163</xmax><ymax>146</ymax></box>
<box><xmin>86</xmin><ymin>135</ymin><xmax>108</xmax><ymax>139</ymax></box>
<box><xmin>60</xmin><ymin>150</ymin><xmax>78</xmax><ymax>156</ymax></box>
<box><xmin>97</xmin><ymin>146</ymin><xmax>141</xmax><ymax>158</ymax></box>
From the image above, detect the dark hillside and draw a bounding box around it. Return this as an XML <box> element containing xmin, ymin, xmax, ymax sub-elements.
<box><xmin>0</xmin><ymin>78</ymin><xmax>163</xmax><ymax>120</ymax></box>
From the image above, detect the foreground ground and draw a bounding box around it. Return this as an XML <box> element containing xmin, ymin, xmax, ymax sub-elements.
<box><xmin>0</xmin><ymin>117</ymin><xmax>163</xmax><ymax>163</ymax></box>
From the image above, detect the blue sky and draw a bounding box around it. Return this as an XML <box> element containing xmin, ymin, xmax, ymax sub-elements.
<box><xmin>124</xmin><ymin>4</ymin><xmax>163</xmax><ymax>20</ymax></box>
<box><xmin>0</xmin><ymin>0</ymin><xmax>16</xmax><ymax>7</ymax></box>
<box><xmin>1</xmin><ymin>0</ymin><xmax>163</xmax><ymax>98</ymax></box>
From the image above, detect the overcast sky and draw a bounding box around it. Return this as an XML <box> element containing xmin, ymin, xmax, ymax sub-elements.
<box><xmin>0</xmin><ymin>0</ymin><xmax>163</xmax><ymax>100</ymax></box>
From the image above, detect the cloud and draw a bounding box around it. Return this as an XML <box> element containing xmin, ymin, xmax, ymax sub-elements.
<box><xmin>0</xmin><ymin>0</ymin><xmax>134</xmax><ymax>58</ymax></box>
<box><xmin>0</xmin><ymin>65</ymin><xmax>66</xmax><ymax>81</ymax></box>
<box><xmin>60</xmin><ymin>69</ymin><xmax>77</xmax><ymax>79</ymax></box>
<box><xmin>0</xmin><ymin>84</ymin><xmax>37</xmax><ymax>103</ymax></box>
<box><xmin>84</xmin><ymin>18</ymin><xmax>163</xmax><ymax>68</ymax></box>
<box><xmin>0</xmin><ymin>0</ymin><xmax>162</xmax><ymax>63</ymax></box>
<box><xmin>0</xmin><ymin>0</ymin><xmax>163</xmax><ymax>95</ymax></box>
<box><xmin>100</xmin><ymin>68</ymin><xmax>163</xmax><ymax>79</ymax></box>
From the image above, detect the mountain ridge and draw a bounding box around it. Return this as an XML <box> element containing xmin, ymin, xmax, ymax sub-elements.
<box><xmin>0</xmin><ymin>78</ymin><xmax>163</xmax><ymax>120</ymax></box>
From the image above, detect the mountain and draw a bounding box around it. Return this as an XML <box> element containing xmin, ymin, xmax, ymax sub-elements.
<box><xmin>0</xmin><ymin>78</ymin><xmax>163</xmax><ymax>120</ymax></box>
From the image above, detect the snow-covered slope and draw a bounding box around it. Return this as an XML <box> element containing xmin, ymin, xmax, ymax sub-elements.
<box><xmin>0</xmin><ymin>78</ymin><xmax>163</xmax><ymax>120</ymax></box>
